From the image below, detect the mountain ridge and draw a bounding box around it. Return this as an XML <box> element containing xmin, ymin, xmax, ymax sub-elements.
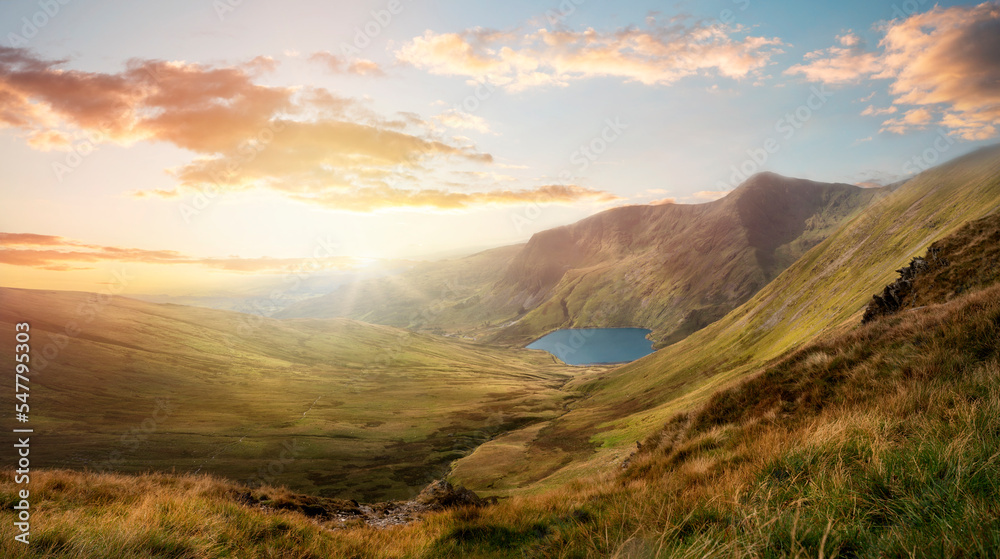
<box><xmin>280</xmin><ymin>172</ymin><xmax>886</xmax><ymax>348</ymax></box>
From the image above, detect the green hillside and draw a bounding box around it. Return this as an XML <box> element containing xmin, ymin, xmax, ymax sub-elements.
<box><xmin>450</xmin><ymin>144</ymin><xmax>1000</xmax><ymax>493</ymax></box>
<box><xmin>0</xmin><ymin>289</ymin><xmax>587</xmax><ymax>501</ymax></box>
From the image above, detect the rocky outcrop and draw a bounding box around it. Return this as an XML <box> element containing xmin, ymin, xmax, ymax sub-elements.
<box><xmin>863</xmin><ymin>249</ymin><xmax>945</xmax><ymax>323</ymax></box>
<box><xmin>413</xmin><ymin>479</ymin><xmax>483</xmax><ymax>510</ymax></box>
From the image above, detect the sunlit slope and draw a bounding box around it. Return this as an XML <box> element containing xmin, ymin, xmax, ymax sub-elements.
<box><xmin>452</xmin><ymin>143</ymin><xmax>1000</xmax><ymax>493</ymax></box>
<box><xmin>0</xmin><ymin>288</ymin><xmax>582</xmax><ymax>501</ymax></box>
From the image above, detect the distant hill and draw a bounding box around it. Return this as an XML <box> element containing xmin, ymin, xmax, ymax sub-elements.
<box><xmin>280</xmin><ymin>173</ymin><xmax>884</xmax><ymax>347</ymax></box>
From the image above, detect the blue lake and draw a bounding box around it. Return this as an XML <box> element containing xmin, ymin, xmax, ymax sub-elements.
<box><xmin>526</xmin><ymin>328</ymin><xmax>655</xmax><ymax>366</ymax></box>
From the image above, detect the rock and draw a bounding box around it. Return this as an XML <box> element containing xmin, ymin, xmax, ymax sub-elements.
<box><xmin>414</xmin><ymin>480</ymin><xmax>483</xmax><ymax>510</ymax></box>
<box><xmin>862</xmin><ymin>256</ymin><xmax>933</xmax><ymax>323</ymax></box>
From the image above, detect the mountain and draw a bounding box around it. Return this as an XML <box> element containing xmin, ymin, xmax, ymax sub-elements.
<box><xmin>0</xmin><ymin>288</ymin><xmax>580</xmax><ymax>502</ymax></box>
<box><xmin>489</xmin><ymin>173</ymin><xmax>884</xmax><ymax>346</ymax></box>
<box><xmin>279</xmin><ymin>174</ymin><xmax>885</xmax><ymax>347</ymax></box>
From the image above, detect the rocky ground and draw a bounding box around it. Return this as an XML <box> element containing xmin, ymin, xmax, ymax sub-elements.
<box><xmin>234</xmin><ymin>479</ymin><xmax>488</xmax><ymax>529</ymax></box>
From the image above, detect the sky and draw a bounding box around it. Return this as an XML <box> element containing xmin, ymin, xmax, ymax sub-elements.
<box><xmin>1</xmin><ymin>0</ymin><xmax>999</xmax><ymax>294</ymax></box>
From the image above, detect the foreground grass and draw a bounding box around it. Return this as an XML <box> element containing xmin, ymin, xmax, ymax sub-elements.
<box><xmin>4</xmin><ymin>278</ymin><xmax>1000</xmax><ymax>557</ymax></box>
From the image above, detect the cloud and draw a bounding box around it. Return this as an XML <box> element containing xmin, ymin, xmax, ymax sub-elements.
<box><xmin>347</xmin><ymin>59</ymin><xmax>385</xmax><ymax>76</ymax></box>
<box><xmin>860</xmin><ymin>104</ymin><xmax>897</xmax><ymax>116</ymax></box>
<box><xmin>0</xmin><ymin>233</ymin><xmax>364</xmax><ymax>273</ymax></box>
<box><xmin>880</xmin><ymin>107</ymin><xmax>933</xmax><ymax>135</ymax></box>
<box><xmin>649</xmin><ymin>197</ymin><xmax>676</xmax><ymax>205</ymax></box>
<box><xmin>2</xmin><ymin>48</ymin><xmax>616</xmax><ymax>212</ymax></box>
<box><xmin>785</xmin><ymin>32</ymin><xmax>881</xmax><ymax>84</ymax></box>
<box><xmin>690</xmin><ymin>190</ymin><xmax>730</xmax><ymax>201</ymax></box>
<box><xmin>786</xmin><ymin>3</ymin><xmax>1000</xmax><ymax>140</ymax></box>
<box><xmin>395</xmin><ymin>18</ymin><xmax>784</xmax><ymax>91</ymax></box>
<box><xmin>433</xmin><ymin>108</ymin><xmax>493</xmax><ymax>134</ymax></box>
<box><xmin>288</xmin><ymin>184</ymin><xmax>622</xmax><ymax>212</ymax></box>
<box><xmin>0</xmin><ymin>47</ymin><xmax>293</xmax><ymax>152</ymax></box>
<box><xmin>308</xmin><ymin>51</ymin><xmax>385</xmax><ymax>76</ymax></box>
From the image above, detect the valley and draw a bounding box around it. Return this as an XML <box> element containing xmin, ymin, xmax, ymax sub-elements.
<box><xmin>0</xmin><ymin>288</ymin><xmax>600</xmax><ymax>502</ymax></box>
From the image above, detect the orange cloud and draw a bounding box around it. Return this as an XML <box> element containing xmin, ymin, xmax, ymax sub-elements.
<box><xmin>2</xmin><ymin>47</ymin><xmax>620</xmax><ymax>213</ymax></box>
<box><xmin>786</xmin><ymin>3</ymin><xmax>1000</xmax><ymax>140</ymax></box>
<box><xmin>0</xmin><ymin>233</ymin><xmax>363</xmax><ymax>273</ymax></box>
<box><xmin>880</xmin><ymin>107</ymin><xmax>933</xmax><ymax>135</ymax></box>
<box><xmin>0</xmin><ymin>48</ymin><xmax>296</xmax><ymax>151</ymax></box>
<box><xmin>396</xmin><ymin>19</ymin><xmax>784</xmax><ymax>90</ymax></box>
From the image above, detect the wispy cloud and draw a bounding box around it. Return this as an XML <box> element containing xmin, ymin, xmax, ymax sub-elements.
<box><xmin>785</xmin><ymin>32</ymin><xmax>880</xmax><ymax>84</ymax></box>
<box><xmin>395</xmin><ymin>17</ymin><xmax>784</xmax><ymax>91</ymax></box>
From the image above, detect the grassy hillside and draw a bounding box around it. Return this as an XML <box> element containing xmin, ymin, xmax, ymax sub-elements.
<box><xmin>449</xmin><ymin>143</ymin><xmax>1000</xmax><ymax>494</ymax></box>
<box><xmin>5</xmin><ymin>213</ymin><xmax>1000</xmax><ymax>557</ymax></box>
<box><xmin>0</xmin><ymin>288</ymin><xmax>588</xmax><ymax>501</ymax></box>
